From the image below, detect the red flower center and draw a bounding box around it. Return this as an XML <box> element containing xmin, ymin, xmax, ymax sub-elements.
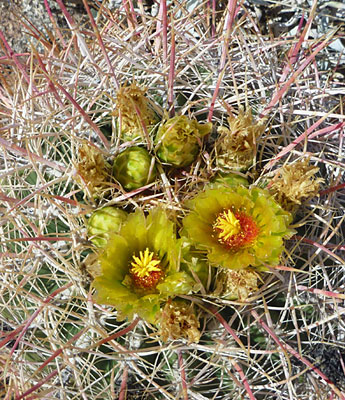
<box><xmin>130</xmin><ymin>269</ymin><xmax>164</xmax><ymax>289</ymax></box>
<box><xmin>213</xmin><ymin>209</ymin><xmax>259</xmax><ymax>249</ymax></box>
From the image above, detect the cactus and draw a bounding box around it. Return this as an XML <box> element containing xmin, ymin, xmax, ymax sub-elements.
<box><xmin>1</xmin><ymin>2</ymin><xmax>343</xmax><ymax>399</ymax></box>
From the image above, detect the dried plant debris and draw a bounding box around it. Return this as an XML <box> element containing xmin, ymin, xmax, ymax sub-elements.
<box><xmin>76</xmin><ymin>143</ymin><xmax>112</xmax><ymax>196</ymax></box>
<box><xmin>159</xmin><ymin>300</ymin><xmax>201</xmax><ymax>343</ymax></box>
<box><xmin>216</xmin><ymin>108</ymin><xmax>265</xmax><ymax>171</ymax></box>
<box><xmin>213</xmin><ymin>268</ymin><xmax>259</xmax><ymax>301</ymax></box>
<box><xmin>83</xmin><ymin>251</ymin><xmax>102</xmax><ymax>279</ymax></box>
<box><xmin>269</xmin><ymin>159</ymin><xmax>324</xmax><ymax>212</ymax></box>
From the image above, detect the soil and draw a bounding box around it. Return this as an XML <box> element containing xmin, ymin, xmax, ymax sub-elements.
<box><xmin>0</xmin><ymin>0</ymin><xmax>87</xmax><ymax>55</ymax></box>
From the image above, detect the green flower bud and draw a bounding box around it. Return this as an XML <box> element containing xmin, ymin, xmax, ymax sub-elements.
<box><xmin>113</xmin><ymin>147</ymin><xmax>156</xmax><ymax>191</ymax></box>
<box><xmin>155</xmin><ymin>115</ymin><xmax>212</xmax><ymax>168</ymax></box>
<box><xmin>209</xmin><ymin>173</ymin><xmax>249</xmax><ymax>189</ymax></box>
<box><xmin>88</xmin><ymin>207</ymin><xmax>128</xmax><ymax>247</ymax></box>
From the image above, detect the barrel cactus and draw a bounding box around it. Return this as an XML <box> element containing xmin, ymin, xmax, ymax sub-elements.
<box><xmin>2</xmin><ymin>2</ymin><xmax>342</xmax><ymax>400</ymax></box>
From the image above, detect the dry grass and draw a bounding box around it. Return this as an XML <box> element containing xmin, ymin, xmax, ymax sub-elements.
<box><xmin>1</xmin><ymin>0</ymin><xmax>345</xmax><ymax>399</ymax></box>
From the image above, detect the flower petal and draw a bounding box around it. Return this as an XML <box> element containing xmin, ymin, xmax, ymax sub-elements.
<box><xmin>99</xmin><ymin>234</ymin><xmax>131</xmax><ymax>280</ymax></box>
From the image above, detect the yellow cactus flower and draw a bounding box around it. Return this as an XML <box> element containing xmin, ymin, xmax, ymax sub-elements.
<box><xmin>92</xmin><ymin>208</ymin><xmax>197</xmax><ymax>323</ymax></box>
<box><xmin>182</xmin><ymin>185</ymin><xmax>294</xmax><ymax>270</ymax></box>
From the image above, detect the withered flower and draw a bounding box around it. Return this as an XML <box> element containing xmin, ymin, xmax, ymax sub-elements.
<box><xmin>115</xmin><ymin>82</ymin><xmax>157</xmax><ymax>141</ymax></box>
<box><xmin>269</xmin><ymin>159</ymin><xmax>323</xmax><ymax>212</ymax></box>
<box><xmin>213</xmin><ymin>269</ymin><xmax>259</xmax><ymax>301</ymax></box>
<box><xmin>216</xmin><ymin>108</ymin><xmax>265</xmax><ymax>171</ymax></box>
<box><xmin>159</xmin><ymin>300</ymin><xmax>201</xmax><ymax>343</ymax></box>
<box><xmin>76</xmin><ymin>143</ymin><xmax>111</xmax><ymax>196</ymax></box>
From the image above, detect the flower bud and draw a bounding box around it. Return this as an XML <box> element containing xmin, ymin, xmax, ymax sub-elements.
<box><xmin>209</xmin><ymin>173</ymin><xmax>249</xmax><ymax>189</ymax></box>
<box><xmin>87</xmin><ymin>206</ymin><xmax>127</xmax><ymax>247</ymax></box>
<box><xmin>113</xmin><ymin>147</ymin><xmax>156</xmax><ymax>191</ymax></box>
<box><xmin>156</xmin><ymin>115</ymin><xmax>212</xmax><ymax>168</ymax></box>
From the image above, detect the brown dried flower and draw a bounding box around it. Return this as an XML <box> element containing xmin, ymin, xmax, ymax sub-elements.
<box><xmin>269</xmin><ymin>159</ymin><xmax>323</xmax><ymax>212</ymax></box>
<box><xmin>213</xmin><ymin>269</ymin><xmax>259</xmax><ymax>301</ymax></box>
<box><xmin>216</xmin><ymin>108</ymin><xmax>265</xmax><ymax>171</ymax></box>
<box><xmin>159</xmin><ymin>300</ymin><xmax>201</xmax><ymax>343</ymax></box>
<box><xmin>83</xmin><ymin>252</ymin><xmax>102</xmax><ymax>279</ymax></box>
<box><xmin>115</xmin><ymin>82</ymin><xmax>157</xmax><ymax>141</ymax></box>
<box><xmin>76</xmin><ymin>143</ymin><xmax>111</xmax><ymax>196</ymax></box>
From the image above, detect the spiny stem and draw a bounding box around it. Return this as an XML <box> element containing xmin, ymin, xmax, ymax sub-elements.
<box><xmin>260</xmin><ymin>32</ymin><xmax>335</xmax><ymax>118</ymax></box>
<box><xmin>88</xmin><ymin>317</ymin><xmax>140</xmax><ymax>348</ymax></box>
<box><xmin>251</xmin><ymin>309</ymin><xmax>345</xmax><ymax>400</ymax></box>
<box><xmin>15</xmin><ymin>369</ymin><xmax>60</xmax><ymax>400</ymax></box>
<box><xmin>82</xmin><ymin>0</ymin><xmax>120</xmax><ymax>90</ymax></box>
<box><xmin>279</xmin><ymin>0</ymin><xmax>317</xmax><ymax>82</ymax></box>
<box><xmin>43</xmin><ymin>0</ymin><xmax>66</xmax><ymax>47</ymax></box>
<box><xmin>10</xmin><ymin>283</ymin><xmax>73</xmax><ymax>355</ymax></box>
<box><xmin>119</xmin><ymin>365</ymin><xmax>129</xmax><ymax>400</ymax></box>
<box><xmin>162</xmin><ymin>0</ymin><xmax>168</xmax><ymax>64</ymax></box>
<box><xmin>0</xmin><ymin>31</ymin><xmax>39</xmax><ymax>94</ymax></box>
<box><xmin>178</xmin><ymin>351</ymin><xmax>188</xmax><ymax>400</ymax></box>
<box><xmin>168</xmin><ymin>24</ymin><xmax>175</xmax><ymax>117</ymax></box>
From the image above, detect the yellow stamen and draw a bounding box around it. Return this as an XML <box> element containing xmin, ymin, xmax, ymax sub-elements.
<box><xmin>214</xmin><ymin>210</ymin><xmax>241</xmax><ymax>241</ymax></box>
<box><xmin>130</xmin><ymin>248</ymin><xmax>161</xmax><ymax>278</ymax></box>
